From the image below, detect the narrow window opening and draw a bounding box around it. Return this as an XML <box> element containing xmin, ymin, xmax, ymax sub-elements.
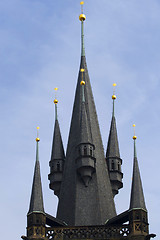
<box><xmin>111</xmin><ymin>161</ymin><xmax>115</xmax><ymax>170</ymax></box>
<box><xmin>57</xmin><ymin>162</ymin><xmax>60</xmax><ymax>172</ymax></box>
<box><xmin>118</xmin><ymin>162</ymin><xmax>121</xmax><ymax>171</ymax></box>
<box><xmin>90</xmin><ymin>147</ymin><xmax>93</xmax><ymax>156</ymax></box>
<box><xmin>84</xmin><ymin>146</ymin><xmax>87</xmax><ymax>155</ymax></box>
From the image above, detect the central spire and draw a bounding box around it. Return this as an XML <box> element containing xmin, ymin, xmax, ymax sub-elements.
<box><xmin>56</xmin><ymin>2</ymin><xmax>116</xmax><ymax>226</ymax></box>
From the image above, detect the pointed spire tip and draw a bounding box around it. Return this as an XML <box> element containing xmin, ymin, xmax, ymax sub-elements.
<box><xmin>79</xmin><ymin>1</ymin><xmax>86</xmax><ymax>21</ymax></box>
<box><xmin>132</xmin><ymin>124</ymin><xmax>137</xmax><ymax>140</ymax></box>
<box><xmin>112</xmin><ymin>83</ymin><xmax>116</xmax><ymax>100</ymax></box>
<box><xmin>36</xmin><ymin>127</ymin><xmax>40</xmax><ymax>142</ymax></box>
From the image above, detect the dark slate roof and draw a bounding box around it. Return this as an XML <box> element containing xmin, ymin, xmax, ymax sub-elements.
<box><xmin>46</xmin><ymin>213</ymin><xmax>67</xmax><ymax>226</ymax></box>
<box><xmin>106</xmin><ymin>210</ymin><xmax>129</xmax><ymax>225</ymax></box>
<box><xmin>51</xmin><ymin>119</ymin><xmax>65</xmax><ymax>161</ymax></box>
<box><xmin>106</xmin><ymin>115</ymin><xmax>120</xmax><ymax>158</ymax></box>
<box><xmin>129</xmin><ymin>140</ymin><xmax>147</xmax><ymax>211</ymax></box>
<box><xmin>79</xmin><ymin>102</ymin><xmax>92</xmax><ymax>144</ymax></box>
<box><xmin>57</xmin><ymin>56</ymin><xmax>116</xmax><ymax>226</ymax></box>
<box><xmin>28</xmin><ymin>141</ymin><xmax>44</xmax><ymax>214</ymax></box>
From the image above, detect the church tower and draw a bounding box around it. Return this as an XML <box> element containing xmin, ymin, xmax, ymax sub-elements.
<box><xmin>22</xmin><ymin>2</ymin><xmax>156</xmax><ymax>240</ymax></box>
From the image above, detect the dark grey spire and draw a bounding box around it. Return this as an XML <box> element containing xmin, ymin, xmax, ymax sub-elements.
<box><xmin>79</xmin><ymin>78</ymin><xmax>92</xmax><ymax>144</ymax></box>
<box><xmin>28</xmin><ymin>139</ymin><xmax>44</xmax><ymax>214</ymax></box>
<box><xmin>130</xmin><ymin>137</ymin><xmax>147</xmax><ymax>210</ymax></box>
<box><xmin>80</xmin><ymin>104</ymin><xmax>92</xmax><ymax>144</ymax></box>
<box><xmin>106</xmin><ymin>96</ymin><xmax>123</xmax><ymax>197</ymax></box>
<box><xmin>56</xmin><ymin>8</ymin><xmax>116</xmax><ymax>224</ymax></box>
<box><xmin>48</xmin><ymin>100</ymin><xmax>65</xmax><ymax>198</ymax></box>
<box><xmin>106</xmin><ymin>115</ymin><xmax>120</xmax><ymax>159</ymax></box>
<box><xmin>57</xmin><ymin>53</ymin><xmax>116</xmax><ymax>225</ymax></box>
<box><xmin>51</xmin><ymin>119</ymin><xmax>65</xmax><ymax>161</ymax></box>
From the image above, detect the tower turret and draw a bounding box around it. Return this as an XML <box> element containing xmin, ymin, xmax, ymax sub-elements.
<box><xmin>75</xmin><ymin>69</ymin><xmax>96</xmax><ymax>187</ymax></box>
<box><xmin>48</xmin><ymin>90</ymin><xmax>65</xmax><ymax>198</ymax></box>
<box><xmin>106</xmin><ymin>84</ymin><xmax>123</xmax><ymax>197</ymax></box>
<box><xmin>56</xmin><ymin>2</ymin><xmax>116</xmax><ymax>226</ymax></box>
<box><xmin>129</xmin><ymin>125</ymin><xmax>149</xmax><ymax>239</ymax></box>
<box><xmin>27</xmin><ymin>128</ymin><xmax>46</xmax><ymax>240</ymax></box>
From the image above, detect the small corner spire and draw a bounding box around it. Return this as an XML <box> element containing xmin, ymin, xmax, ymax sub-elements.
<box><xmin>130</xmin><ymin>124</ymin><xmax>147</xmax><ymax>211</ymax></box>
<box><xmin>54</xmin><ymin>87</ymin><xmax>58</xmax><ymax>121</ymax></box>
<box><xmin>36</xmin><ymin>126</ymin><xmax>40</xmax><ymax>162</ymax></box>
<box><xmin>49</xmin><ymin>88</ymin><xmax>65</xmax><ymax>197</ymax></box>
<box><xmin>132</xmin><ymin>124</ymin><xmax>137</xmax><ymax>158</ymax></box>
<box><xmin>106</xmin><ymin>83</ymin><xmax>123</xmax><ymax>197</ymax></box>
<box><xmin>79</xmin><ymin>1</ymin><xmax>86</xmax><ymax>57</ymax></box>
<box><xmin>28</xmin><ymin>127</ymin><xmax>44</xmax><ymax>215</ymax></box>
<box><xmin>112</xmin><ymin>83</ymin><xmax>117</xmax><ymax>117</ymax></box>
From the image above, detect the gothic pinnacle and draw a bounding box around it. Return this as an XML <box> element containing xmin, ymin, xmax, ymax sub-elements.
<box><xmin>130</xmin><ymin>124</ymin><xmax>146</xmax><ymax>210</ymax></box>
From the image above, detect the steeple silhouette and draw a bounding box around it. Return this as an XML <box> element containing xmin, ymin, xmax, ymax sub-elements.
<box><xmin>48</xmin><ymin>93</ymin><xmax>65</xmax><ymax>198</ymax></box>
<box><xmin>130</xmin><ymin>127</ymin><xmax>146</xmax><ymax>210</ymax></box>
<box><xmin>56</xmin><ymin>2</ymin><xmax>116</xmax><ymax>226</ymax></box>
<box><xmin>106</xmin><ymin>84</ymin><xmax>123</xmax><ymax>197</ymax></box>
<box><xmin>23</xmin><ymin>3</ymin><xmax>155</xmax><ymax>240</ymax></box>
<box><xmin>28</xmin><ymin>130</ymin><xmax>44</xmax><ymax>214</ymax></box>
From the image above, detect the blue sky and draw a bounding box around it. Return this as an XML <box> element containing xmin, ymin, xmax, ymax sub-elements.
<box><xmin>0</xmin><ymin>0</ymin><xmax>159</xmax><ymax>239</ymax></box>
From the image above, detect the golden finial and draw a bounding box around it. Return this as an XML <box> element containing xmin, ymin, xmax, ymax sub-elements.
<box><xmin>133</xmin><ymin>124</ymin><xmax>137</xmax><ymax>140</ymax></box>
<box><xmin>54</xmin><ymin>99</ymin><xmax>58</xmax><ymax>104</ymax></box>
<box><xmin>80</xmin><ymin>80</ymin><xmax>85</xmax><ymax>85</ymax></box>
<box><xmin>112</xmin><ymin>83</ymin><xmax>116</xmax><ymax>100</ymax></box>
<box><xmin>79</xmin><ymin>1</ymin><xmax>86</xmax><ymax>21</ymax></box>
<box><xmin>36</xmin><ymin>126</ymin><xmax>40</xmax><ymax>142</ymax></box>
<box><xmin>54</xmin><ymin>87</ymin><xmax>58</xmax><ymax>104</ymax></box>
<box><xmin>80</xmin><ymin>68</ymin><xmax>85</xmax><ymax>85</ymax></box>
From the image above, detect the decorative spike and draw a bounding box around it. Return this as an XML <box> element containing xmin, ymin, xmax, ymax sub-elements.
<box><xmin>54</xmin><ymin>88</ymin><xmax>58</xmax><ymax>120</ymax></box>
<box><xmin>133</xmin><ymin>124</ymin><xmax>137</xmax><ymax>158</ymax></box>
<box><xmin>36</xmin><ymin>127</ymin><xmax>40</xmax><ymax>142</ymax></box>
<box><xmin>80</xmin><ymin>1</ymin><xmax>84</xmax><ymax>13</ymax></box>
<box><xmin>79</xmin><ymin>2</ymin><xmax>86</xmax><ymax>56</ymax></box>
<box><xmin>112</xmin><ymin>83</ymin><xmax>116</xmax><ymax>117</ymax></box>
